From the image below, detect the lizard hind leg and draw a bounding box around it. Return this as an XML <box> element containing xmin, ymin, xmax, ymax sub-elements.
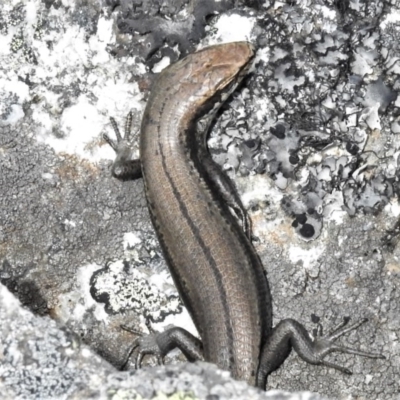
<box><xmin>256</xmin><ymin>317</ymin><xmax>385</xmax><ymax>389</ymax></box>
<box><xmin>120</xmin><ymin>324</ymin><xmax>204</xmax><ymax>370</ymax></box>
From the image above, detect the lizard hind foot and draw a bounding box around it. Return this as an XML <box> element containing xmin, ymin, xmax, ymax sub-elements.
<box><xmin>120</xmin><ymin>324</ymin><xmax>204</xmax><ymax>370</ymax></box>
<box><xmin>120</xmin><ymin>324</ymin><xmax>165</xmax><ymax>370</ymax></box>
<box><xmin>257</xmin><ymin>317</ymin><xmax>385</xmax><ymax>389</ymax></box>
<box><xmin>311</xmin><ymin>317</ymin><xmax>385</xmax><ymax>373</ymax></box>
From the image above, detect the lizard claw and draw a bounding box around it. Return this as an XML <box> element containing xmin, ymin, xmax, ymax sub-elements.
<box><xmin>120</xmin><ymin>324</ymin><xmax>203</xmax><ymax>370</ymax></box>
<box><xmin>257</xmin><ymin>317</ymin><xmax>384</xmax><ymax>388</ymax></box>
<box><xmin>120</xmin><ymin>324</ymin><xmax>164</xmax><ymax>370</ymax></box>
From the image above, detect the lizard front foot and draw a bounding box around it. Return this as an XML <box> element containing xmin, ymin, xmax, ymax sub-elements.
<box><xmin>103</xmin><ymin>112</ymin><xmax>142</xmax><ymax>180</ymax></box>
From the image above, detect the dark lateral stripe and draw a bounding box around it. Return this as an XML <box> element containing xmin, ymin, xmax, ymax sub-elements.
<box><xmin>155</xmin><ymin>107</ymin><xmax>235</xmax><ymax>367</ymax></box>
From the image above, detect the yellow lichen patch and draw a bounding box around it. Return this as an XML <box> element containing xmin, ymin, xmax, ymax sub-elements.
<box><xmin>385</xmin><ymin>263</ymin><xmax>400</xmax><ymax>273</ymax></box>
<box><xmin>109</xmin><ymin>389</ymin><xmax>198</xmax><ymax>400</ymax></box>
<box><xmin>152</xmin><ymin>392</ymin><xmax>198</xmax><ymax>400</ymax></box>
<box><xmin>55</xmin><ymin>153</ymin><xmax>99</xmax><ymax>181</ymax></box>
<box><xmin>345</xmin><ymin>276</ymin><xmax>357</xmax><ymax>288</ymax></box>
<box><xmin>252</xmin><ymin>213</ymin><xmax>294</xmax><ymax>249</ymax></box>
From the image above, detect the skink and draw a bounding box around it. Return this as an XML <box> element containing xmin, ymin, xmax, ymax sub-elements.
<box><xmin>104</xmin><ymin>42</ymin><xmax>384</xmax><ymax>388</ymax></box>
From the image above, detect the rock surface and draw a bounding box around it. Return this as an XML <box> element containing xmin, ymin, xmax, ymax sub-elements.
<box><xmin>0</xmin><ymin>0</ymin><xmax>398</xmax><ymax>398</ymax></box>
<box><xmin>0</xmin><ymin>285</ymin><xmax>327</xmax><ymax>400</ymax></box>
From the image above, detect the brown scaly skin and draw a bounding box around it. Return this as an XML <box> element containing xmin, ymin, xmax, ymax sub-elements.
<box><xmin>104</xmin><ymin>42</ymin><xmax>384</xmax><ymax>389</ymax></box>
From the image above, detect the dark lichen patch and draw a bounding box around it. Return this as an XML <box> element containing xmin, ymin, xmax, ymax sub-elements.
<box><xmin>363</xmin><ymin>78</ymin><xmax>398</xmax><ymax>113</ymax></box>
<box><xmin>283</xmin><ymin>198</ymin><xmax>322</xmax><ymax>241</ymax></box>
<box><xmin>299</xmin><ymin>223</ymin><xmax>315</xmax><ymax>239</ymax></box>
<box><xmin>0</xmin><ymin>4</ymin><xmax>51</xmax><ymax>64</ymax></box>
<box><xmin>207</xmin><ymin>0</ymin><xmax>400</xmax><ymax>240</ymax></box>
<box><xmin>112</xmin><ymin>0</ymin><xmax>234</xmax><ymax>67</ymax></box>
<box><xmin>1</xmin><ymin>271</ymin><xmax>49</xmax><ymax>316</ymax></box>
